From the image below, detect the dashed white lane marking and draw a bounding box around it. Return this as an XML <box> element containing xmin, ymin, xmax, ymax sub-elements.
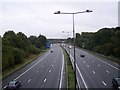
<box><xmin>92</xmin><ymin>61</ymin><xmax>94</xmax><ymax>62</ymax></box>
<box><xmin>54</xmin><ymin>61</ymin><xmax>55</xmax><ymax>63</ymax></box>
<box><xmin>93</xmin><ymin>56</ymin><xmax>119</xmax><ymax>70</ymax></box>
<box><xmin>102</xmin><ymin>81</ymin><xmax>107</xmax><ymax>86</ymax></box>
<box><xmin>28</xmin><ymin>79</ymin><xmax>31</xmax><ymax>83</ymax></box>
<box><xmin>36</xmin><ymin>71</ymin><xmax>39</xmax><ymax>73</ymax></box>
<box><xmin>42</xmin><ymin>65</ymin><xmax>43</xmax><ymax>67</ymax></box>
<box><xmin>49</xmin><ymin>70</ymin><xmax>51</xmax><ymax>72</ymax></box>
<box><xmin>92</xmin><ymin>71</ymin><xmax>95</xmax><ymax>74</ymax></box>
<box><xmin>98</xmin><ymin>64</ymin><xmax>100</xmax><ymax>67</ymax></box>
<box><xmin>52</xmin><ymin>65</ymin><xmax>53</xmax><ymax>67</ymax></box>
<box><xmin>87</xmin><ymin>65</ymin><xmax>89</xmax><ymax>67</ymax></box>
<box><xmin>44</xmin><ymin>78</ymin><xmax>47</xmax><ymax>82</ymax></box>
<box><xmin>14</xmin><ymin>52</ymin><xmax>49</xmax><ymax>80</ymax></box>
<box><xmin>106</xmin><ymin>70</ymin><xmax>109</xmax><ymax>73</ymax></box>
<box><xmin>83</xmin><ymin>61</ymin><xmax>86</xmax><ymax>63</ymax></box>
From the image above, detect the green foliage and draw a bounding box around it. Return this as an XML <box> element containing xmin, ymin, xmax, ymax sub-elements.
<box><xmin>2</xmin><ymin>31</ymin><xmax>47</xmax><ymax>71</ymax></box>
<box><xmin>35</xmin><ymin>34</ymin><xmax>47</xmax><ymax>49</ymax></box>
<box><xmin>26</xmin><ymin>45</ymin><xmax>40</xmax><ymax>54</ymax></box>
<box><xmin>12</xmin><ymin>48</ymin><xmax>25</xmax><ymax>64</ymax></box>
<box><xmin>29</xmin><ymin>36</ymin><xmax>37</xmax><ymax>45</ymax></box>
<box><xmin>73</xmin><ymin>27</ymin><xmax>120</xmax><ymax>60</ymax></box>
<box><xmin>2</xmin><ymin>45</ymin><xmax>14</xmax><ymax>71</ymax></box>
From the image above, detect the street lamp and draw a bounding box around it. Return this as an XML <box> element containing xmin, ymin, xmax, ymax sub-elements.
<box><xmin>62</xmin><ymin>31</ymin><xmax>72</xmax><ymax>39</ymax></box>
<box><xmin>54</xmin><ymin>10</ymin><xmax>93</xmax><ymax>89</ymax></box>
<box><xmin>62</xmin><ymin>31</ymin><xmax>72</xmax><ymax>54</ymax></box>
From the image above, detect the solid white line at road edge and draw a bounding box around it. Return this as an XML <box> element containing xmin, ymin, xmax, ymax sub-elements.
<box><xmin>91</xmin><ymin>55</ymin><xmax>119</xmax><ymax>70</ymax></box>
<box><xmin>70</xmin><ymin>54</ymin><xmax>88</xmax><ymax>90</ymax></box>
<box><xmin>14</xmin><ymin>52</ymin><xmax>50</xmax><ymax>80</ymax></box>
<box><xmin>59</xmin><ymin>49</ymin><xmax>64</xmax><ymax>89</ymax></box>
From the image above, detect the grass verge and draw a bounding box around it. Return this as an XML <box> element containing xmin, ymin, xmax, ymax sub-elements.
<box><xmin>2</xmin><ymin>49</ymin><xmax>48</xmax><ymax>80</ymax></box>
<box><xmin>62</xmin><ymin>47</ymin><xmax>75</xmax><ymax>89</ymax></box>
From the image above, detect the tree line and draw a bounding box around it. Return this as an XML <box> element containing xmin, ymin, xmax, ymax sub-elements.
<box><xmin>2</xmin><ymin>31</ymin><xmax>47</xmax><ymax>71</ymax></box>
<box><xmin>68</xmin><ymin>27</ymin><xmax>120</xmax><ymax>60</ymax></box>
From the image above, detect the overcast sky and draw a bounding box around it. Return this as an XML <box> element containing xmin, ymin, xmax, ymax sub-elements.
<box><xmin>0</xmin><ymin>0</ymin><xmax>119</xmax><ymax>39</ymax></box>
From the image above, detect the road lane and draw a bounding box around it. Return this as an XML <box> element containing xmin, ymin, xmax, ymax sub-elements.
<box><xmin>64</xmin><ymin>45</ymin><xmax>119</xmax><ymax>89</ymax></box>
<box><xmin>3</xmin><ymin>44</ymin><xmax>64</xmax><ymax>89</ymax></box>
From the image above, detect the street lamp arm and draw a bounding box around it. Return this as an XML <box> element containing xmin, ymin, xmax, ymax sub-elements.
<box><xmin>54</xmin><ymin>10</ymin><xmax>93</xmax><ymax>14</ymax></box>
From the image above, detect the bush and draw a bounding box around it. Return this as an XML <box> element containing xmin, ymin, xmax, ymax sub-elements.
<box><xmin>12</xmin><ymin>48</ymin><xmax>25</xmax><ymax>64</ymax></box>
<box><xmin>26</xmin><ymin>45</ymin><xmax>40</xmax><ymax>54</ymax></box>
<box><xmin>2</xmin><ymin>45</ymin><xmax>14</xmax><ymax>71</ymax></box>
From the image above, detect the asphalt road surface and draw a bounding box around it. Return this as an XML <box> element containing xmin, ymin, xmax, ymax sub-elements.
<box><xmin>64</xmin><ymin>44</ymin><xmax>120</xmax><ymax>89</ymax></box>
<box><xmin>2</xmin><ymin>44</ymin><xmax>64</xmax><ymax>89</ymax></box>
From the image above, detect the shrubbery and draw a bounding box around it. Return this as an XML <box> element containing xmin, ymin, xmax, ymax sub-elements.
<box><xmin>70</xmin><ymin>27</ymin><xmax>120</xmax><ymax>60</ymax></box>
<box><xmin>2</xmin><ymin>31</ymin><xmax>47</xmax><ymax>71</ymax></box>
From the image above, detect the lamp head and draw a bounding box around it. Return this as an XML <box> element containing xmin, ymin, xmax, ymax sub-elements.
<box><xmin>86</xmin><ymin>10</ymin><xmax>93</xmax><ymax>12</ymax></box>
<box><xmin>54</xmin><ymin>11</ymin><xmax>61</xmax><ymax>14</ymax></box>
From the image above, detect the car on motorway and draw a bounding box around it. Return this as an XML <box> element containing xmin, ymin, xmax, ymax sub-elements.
<box><xmin>51</xmin><ymin>50</ymin><xmax>53</xmax><ymax>53</ymax></box>
<box><xmin>5</xmin><ymin>80</ymin><xmax>21</xmax><ymax>90</ymax></box>
<box><xmin>112</xmin><ymin>78</ymin><xmax>120</xmax><ymax>90</ymax></box>
<box><xmin>80</xmin><ymin>54</ymin><xmax>85</xmax><ymax>57</ymax></box>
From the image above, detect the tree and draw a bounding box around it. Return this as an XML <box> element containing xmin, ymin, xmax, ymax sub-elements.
<box><xmin>12</xmin><ymin>48</ymin><xmax>25</xmax><ymax>64</ymax></box>
<box><xmin>35</xmin><ymin>34</ymin><xmax>47</xmax><ymax>49</ymax></box>
<box><xmin>73</xmin><ymin>27</ymin><xmax>120</xmax><ymax>59</ymax></box>
<box><xmin>29</xmin><ymin>36</ymin><xmax>37</xmax><ymax>45</ymax></box>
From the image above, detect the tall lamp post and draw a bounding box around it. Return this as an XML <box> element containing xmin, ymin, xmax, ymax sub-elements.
<box><xmin>54</xmin><ymin>10</ymin><xmax>93</xmax><ymax>89</ymax></box>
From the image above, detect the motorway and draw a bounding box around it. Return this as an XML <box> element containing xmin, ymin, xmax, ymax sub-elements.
<box><xmin>64</xmin><ymin>45</ymin><xmax>120</xmax><ymax>89</ymax></box>
<box><xmin>2</xmin><ymin>44</ymin><xmax>65</xmax><ymax>89</ymax></box>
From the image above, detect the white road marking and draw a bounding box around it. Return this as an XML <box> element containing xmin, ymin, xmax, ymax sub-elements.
<box><xmin>92</xmin><ymin>61</ymin><xmax>94</xmax><ymax>62</ymax></box>
<box><xmin>106</xmin><ymin>70</ymin><xmax>109</xmax><ymax>73</ymax></box>
<box><xmin>42</xmin><ymin>65</ymin><xmax>43</xmax><ymax>67</ymax></box>
<box><xmin>70</xmin><ymin>54</ymin><xmax>88</xmax><ymax>89</ymax></box>
<box><xmin>83</xmin><ymin>61</ymin><xmax>86</xmax><ymax>63</ymax></box>
<box><xmin>54</xmin><ymin>61</ymin><xmax>55</xmax><ymax>63</ymax></box>
<box><xmin>14</xmin><ymin>52</ymin><xmax>49</xmax><ymax>80</ymax></box>
<box><xmin>92</xmin><ymin>71</ymin><xmax>95</xmax><ymax>74</ymax></box>
<box><xmin>76</xmin><ymin>64</ymin><xmax>88</xmax><ymax>89</ymax></box>
<box><xmin>28</xmin><ymin>79</ymin><xmax>31</xmax><ymax>83</ymax></box>
<box><xmin>3</xmin><ymin>85</ymin><xmax>7</xmax><ymax>89</ymax></box>
<box><xmin>44</xmin><ymin>78</ymin><xmax>47</xmax><ymax>82</ymax></box>
<box><xmin>87</xmin><ymin>65</ymin><xmax>89</xmax><ymax>67</ymax></box>
<box><xmin>36</xmin><ymin>71</ymin><xmax>39</xmax><ymax>73</ymax></box>
<box><xmin>98</xmin><ymin>64</ymin><xmax>100</xmax><ymax>67</ymax></box>
<box><xmin>92</xmin><ymin>55</ymin><xmax>119</xmax><ymax>70</ymax></box>
<box><xmin>49</xmin><ymin>70</ymin><xmax>51</xmax><ymax>72</ymax></box>
<box><xmin>59</xmin><ymin>48</ymin><xmax>64</xmax><ymax>88</ymax></box>
<box><xmin>52</xmin><ymin>65</ymin><xmax>53</xmax><ymax>67</ymax></box>
<box><xmin>102</xmin><ymin>81</ymin><xmax>107</xmax><ymax>86</ymax></box>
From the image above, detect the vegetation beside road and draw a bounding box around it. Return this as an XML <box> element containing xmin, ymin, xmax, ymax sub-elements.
<box><xmin>2</xmin><ymin>31</ymin><xmax>48</xmax><ymax>79</ymax></box>
<box><xmin>62</xmin><ymin>47</ymin><xmax>75</xmax><ymax>88</ymax></box>
<box><xmin>67</xmin><ymin>27</ymin><xmax>120</xmax><ymax>62</ymax></box>
<box><xmin>2</xmin><ymin>50</ymin><xmax>48</xmax><ymax>80</ymax></box>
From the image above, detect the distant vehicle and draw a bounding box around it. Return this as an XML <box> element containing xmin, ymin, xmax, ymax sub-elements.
<box><xmin>112</xmin><ymin>78</ymin><xmax>120</xmax><ymax>90</ymax></box>
<box><xmin>5</xmin><ymin>80</ymin><xmax>21</xmax><ymax>90</ymax></box>
<box><xmin>80</xmin><ymin>54</ymin><xmax>85</xmax><ymax>57</ymax></box>
<box><xmin>69</xmin><ymin>46</ymin><xmax>72</xmax><ymax>49</ymax></box>
<box><xmin>51</xmin><ymin>50</ymin><xmax>53</xmax><ymax>53</ymax></box>
<box><xmin>46</xmin><ymin>42</ymin><xmax>52</xmax><ymax>48</ymax></box>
